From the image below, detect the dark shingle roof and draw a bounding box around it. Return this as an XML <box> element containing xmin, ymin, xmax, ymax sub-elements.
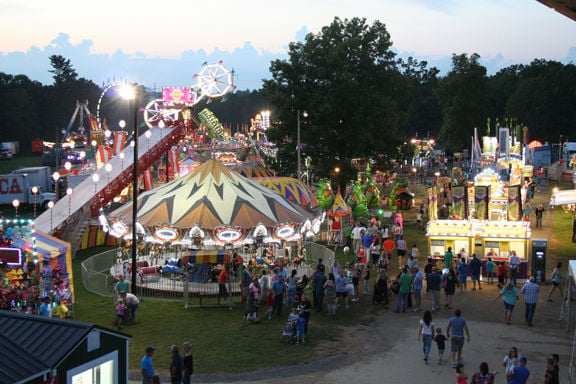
<box><xmin>0</xmin><ymin>336</ymin><xmax>50</xmax><ymax>384</ymax></box>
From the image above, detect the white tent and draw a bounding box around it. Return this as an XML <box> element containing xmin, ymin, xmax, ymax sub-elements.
<box><xmin>549</xmin><ymin>189</ymin><xmax>576</xmax><ymax>206</ymax></box>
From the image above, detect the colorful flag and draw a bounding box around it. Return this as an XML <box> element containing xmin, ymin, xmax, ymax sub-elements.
<box><xmin>167</xmin><ymin>147</ymin><xmax>179</xmax><ymax>181</ymax></box>
<box><xmin>95</xmin><ymin>146</ymin><xmax>113</xmax><ymax>169</ymax></box>
<box><xmin>474</xmin><ymin>186</ymin><xmax>489</xmax><ymax>220</ymax></box>
<box><xmin>88</xmin><ymin>114</ymin><xmax>100</xmax><ymax>133</ymax></box>
<box><xmin>507</xmin><ymin>185</ymin><xmax>522</xmax><ymax>221</ymax></box>
<box><xmin>143</xmin><ymin>168</ymin><xmax>154</xmax><ymax>191</ymax></box>
<box><xmin>451</xmin><ymin>186</ymin><xmax>467</xmax><ymax>219</ymax></box>
<box><xmin>427</xmin><ymin>186</ymin><xmax>438</xmax><ymax>221</ymax></box>
<box><xmin>113</xmin><ymin>131</ymin><xmax>127</xmax><ymax>155</ymax></box>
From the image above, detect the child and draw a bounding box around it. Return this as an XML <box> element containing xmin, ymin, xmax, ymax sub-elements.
<box><xmin>296</xmin><ymin>311</ymin><xmax>307</xmax><ymax>345</ymax></box>
<box><xmin>265</xmin><ymin>291</ymin><xmax>274</xmax><ymax>320</ymax></box>
<box><xmin>456</xmin><ymin>363</ymin><xmax>468</xmax><ymax>384</ymax></box>
<box><xmin>434</xmin><ymin>327</ymin><xmax>447</xmax><ymax>365</ymax></box>
<box><xmin>363</xmin><ymin>267</ymin><xmax>371</xmax><ymax>296</ymax></box>
<box><xmin>485</xmin><ymin>257</ymin><xmax>495</xmax><ymax>285</ymax></box>
<box><xmin>115</xmin><ymin>299</ymin><xmax>126</xmax><ymax>330</ymax></box>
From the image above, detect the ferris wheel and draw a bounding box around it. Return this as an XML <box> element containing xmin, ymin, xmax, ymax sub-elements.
<box><xmin>194</xmin><ymin>62</ymin><xmax>234</xmax><ymax>102</ymax></box>
<box><xmin>143</xmin><ymin>99</ymin><xmax>181</xmax><ymax>129</ymax></box>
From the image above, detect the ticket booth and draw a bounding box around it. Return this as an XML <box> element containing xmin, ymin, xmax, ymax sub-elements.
<box><xmin>531</xmin><ymin>238</ymin><xmax>548</xmax><ymax>283</ymax></box>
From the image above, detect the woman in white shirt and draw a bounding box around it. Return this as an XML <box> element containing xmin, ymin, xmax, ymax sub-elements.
<box><xmin>417</xmin><ymin>310</ymin><xmax>435</xmax><ymax>364</ymax></box>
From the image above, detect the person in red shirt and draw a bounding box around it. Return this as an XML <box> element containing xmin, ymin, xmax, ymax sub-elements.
<box><xmin>383</xmin><ymin>236</ymin><xmax>395</xmax><ymax>264</ymax></box>
<box><xmin>497</xmin><ymin>262</ymin><xmax>507</xmax><ymax>289</ymax></box>
<box><xmin>218</xmin><ymin>267</ymin><xmax>229</xmax><ymax>298</ymax></box>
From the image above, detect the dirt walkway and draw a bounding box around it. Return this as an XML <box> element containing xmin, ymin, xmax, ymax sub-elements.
<box><xmin>132</xmin><ymin>181</ymin><xmax>573</xmax><ymax>383</ymax></box>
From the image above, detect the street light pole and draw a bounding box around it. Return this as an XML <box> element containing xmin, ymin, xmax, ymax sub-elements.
<box><xmin>297</xmin><ymin>110</ymin><xmax>301</xmax><ymax>180</ymax></box>
<box><xmin>131</xmin><ymin>93</ymin><xmax>139</xmax><ymax>293</ymax></box>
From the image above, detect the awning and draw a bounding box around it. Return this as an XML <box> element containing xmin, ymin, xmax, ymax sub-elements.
<box><xmin>549</xmin><ymin>189</ymin><xmax>576</xmax><ymax>206</ymax></box>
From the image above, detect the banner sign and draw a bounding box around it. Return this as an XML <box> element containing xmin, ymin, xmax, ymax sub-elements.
<box><xmin>452</xmin><ymin>185</ymin><xmax>467</xmax><ymax>220</ymax></box>
<box><xmin>507</xmin><ymin>185</ymin><xmax>522</xmax><ymax>221</ymax></box>
<box><xmin>474</xmin><ymin>186</ymin><xmax>490</xmax><ymax>220</ymax></box>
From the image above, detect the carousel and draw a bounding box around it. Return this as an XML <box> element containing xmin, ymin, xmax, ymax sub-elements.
<box><xmin>101</xmin><ymin>160</ymin><xmax>321</xmax><ymax>295</ymax></box>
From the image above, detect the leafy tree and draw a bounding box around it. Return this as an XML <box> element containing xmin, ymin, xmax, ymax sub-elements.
<box><xmin>435</xmin><ymin>53</ymin><xmax>488</xmax><ymax>151</ymax></box>
<box><xmin>263</xmin><ymin>17</ymin><xmax>405</xmax><ymax>180</ymax></box>
<box><xmin>49</xmin><ymin>55</ymin><xmax>78</xmax><ymax>85</ymax></box>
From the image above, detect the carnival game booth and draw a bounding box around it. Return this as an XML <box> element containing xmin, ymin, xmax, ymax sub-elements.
<box><xmin>0</xmin><ymin>219</ymin><xmax>74</xmax><ymax>314</ymax></box>
<box><xmin>103</xmin><ymin>160</ymin><xmax>319</xmax><ymax>303</ymax></box>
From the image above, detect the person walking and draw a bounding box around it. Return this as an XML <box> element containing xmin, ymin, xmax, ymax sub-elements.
<box><xmin>182</xmin><ymin>342</ymin><xmax>193</xmax><ymax>384</ymax></box>
<box><xmin>286</xmin><ymin>269</ymin><xmax>300</xmax><ymax>307</ymax></box>
<box><xmin>547</xmin><ymin>262</ymin><xmax>564</xmax><ymax>301</ymax></box>
<box><xmin>457</xmin><ymin>258</ymin><xmax>469</xmax><ymax>292</ymax></box>
<box><xmin>502</xmin><ymin>346</ymin><xmax>521</xmax><ymax>380</ymax></box>
<box><xmin>444</xmin><ymin>268</ymin><xmax>457</xmax><ymax>310</ymax></box>
<box><xmin>521</xmin><ymin>276</ymin><xmax>539</xmax><ymax>326</ymax></box>
<box><xmin>169</xmin><ymin>345</ymin><xmax>183</xmax><ymax>384</ymax></box>
<box><xmin>417</xmin><ymin>310</ymin><xmax>435</xmax><ymax>364</ymax></box>
<box><xmin>394</xmin><ymin>267</ymin><xmax>412</xmax><ymax>313</ymax></box>
<box><xmin>446</xmin><ymin>309</ymin><xmax>471</xmax><ymax>368</ymax></box>
<box><xmin>272</xmin><ymin>276</ymin><xmax>286</xmax><ymax>316</ymax></box>
<box><xmin>324</xmin><ymin>273</ymin><xmax>337</xmax><ymax>316</ymax></box>
<box><xmin>497</xmin><ymin>282</ymin><xmax>520</xmax><ymax>325</ymax></box>
<box><xmin>312</xmin><ymin>267</ymin><xmax>327</xmax><ymax>312</ymax></box>
<box><xmin>141</xmin><ymin>346</ymin><xmax>155</xmax><ymax>384</ymax></box>
<box><xmin>396</xmin><ymin>235</ymin><xmax>407</xmax><ymax>270</ymax></box>
<box><xmin>507</xmin><ymin>356</ymin><xmax>529</xmax><ymax>384</ymax></box>
<box><xmin>412</xmin><ymin>267</ymin><xmax>423</xmax><ymax>313</ymax></box>
<box><xmin>444</xmin><ymin>247</ymin><xmax>454</xmax><ymax>270</ymax></box>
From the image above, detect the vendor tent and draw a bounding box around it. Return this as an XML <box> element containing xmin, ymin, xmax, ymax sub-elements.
<box><xmin>549</xmin><ymin>189</ymin><xmax>576</xmax><ymax>206</ymax></box>
<box><xmin>252</xmin><ymin>177</ymin><xmax>318</xmax><ymax>209</ymax></box>
<box><xmin>12</xmin><ymin>230</ymin><xmax>75</xmax><ymax>302</ymax></box>
<box><xmin>229</xmin><ymin>164</ymin><xmax>274</xmax><ymax>178</ymax></box>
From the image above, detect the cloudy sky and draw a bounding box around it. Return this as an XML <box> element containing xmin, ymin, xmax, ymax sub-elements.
<box><xmin>1</xmin><ymin>0</ymin><xmax>575</xmax><ymax>90</ymax></box>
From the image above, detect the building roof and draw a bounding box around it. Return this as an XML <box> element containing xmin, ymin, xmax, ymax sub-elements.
<box><xmin>537</xmin><ymin>0</ymin><xmax>576</xmax><ymax>21</ymax></box>
<box><xmin>0</xmin><ymin>311</ymin><xmax>130</xmax><ymax>383</ymax></box>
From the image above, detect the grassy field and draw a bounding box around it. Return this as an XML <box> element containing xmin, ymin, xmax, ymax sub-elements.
<box><xmin>0</xmin><ymin>154</ymin><xmax>43</xmax><ymax>174</ymax></box>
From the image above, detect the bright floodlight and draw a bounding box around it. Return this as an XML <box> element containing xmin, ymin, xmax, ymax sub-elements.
<box><xmin>119</xmin><ymin>120</ymin><xmax>126</xmax><ymax>129</ymax></box>
<box><xmin>47</xmin><ymin>201</ymin><xmax>55</xmax><ymax>209</ymax></box>
<box><xmin>119</xmin><ymin>84</ymin><xmax>135</xmax><ymax>100</ymax></box>
<box><xmin>64</xmin><ymin>161</ymin><xmax>72</xmax><ymax>171</ymax></box>
<box><xmin>105</xmin><ymin>163</ymin><xmax>113</xmax><ymax>172</ymax></box>
<box><xmin>31</xmin><ymin>186</ymin><xmax>39</xmax><ymax>194</ymax></box>
<box><xmin>52</xmin><ymin>172</ymin><xmax>60</xmax><ymax>181</ymax></box>
<box><xmin>66</xmin><ymin>188</ymin><xmax>73</xmax><ymax>195</ymax></box>
<box><xmin>92</xmin><ymin>173</ymin><xmax>100</xmax><ymax>183</ymax></box>
<box><xmin>12</xmin><ymin>199</ymin><xmax>20</xmax><ymax>208</ymax></box>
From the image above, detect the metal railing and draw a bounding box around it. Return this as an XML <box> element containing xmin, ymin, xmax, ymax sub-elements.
<box><xmin>80</xmin><ymin>242</ymin><xmax>335</xmax><ymax>307</ymax></box>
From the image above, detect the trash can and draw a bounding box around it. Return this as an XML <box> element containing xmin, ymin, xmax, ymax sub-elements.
<box><xmin>531</xmin><ymin>238</ymin><xmax>547</xmax><ymax>283</ymax></box>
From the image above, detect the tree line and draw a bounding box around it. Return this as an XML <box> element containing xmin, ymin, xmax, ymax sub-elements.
<box><xmin>1</xmin><ymin>18</ymin><xmax>575</xmax><ymax>182</ymax></box>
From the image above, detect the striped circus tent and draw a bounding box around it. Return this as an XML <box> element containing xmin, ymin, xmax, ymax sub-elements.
<box><xmin>328</xmin><ymin>190</ymin><xmax>351</xmax><ymax>217</ymax></box>
<box><xmin>108</xmin><ymin>160</ymin><xmax>316</xmax><ymax>244</ymax></box>
<box><xmin>251</xmin><ymin>177</ymin><xmax>318</xmax><ymax>209</ymax></box>
<box><xmin>229</xmin><ymin>164</ymin><xmax>274</xmax><ymax>178</ymax></box>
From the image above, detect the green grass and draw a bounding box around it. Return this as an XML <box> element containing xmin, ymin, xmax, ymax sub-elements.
<box><xmin>0</xmin><ymin>154</ymin><xmax>43</xmax><ymax>174</ymax></box>
<box><xmin>72</xmin><ymin>247</ymin><xmax>374</xmax><ymax>374</ymax></box>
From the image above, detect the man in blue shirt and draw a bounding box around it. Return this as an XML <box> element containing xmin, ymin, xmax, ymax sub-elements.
<box><xmin>241</xmin><ymin>267</ymin><xmax>252</xmax><ymax>303</ymax></box>
<box><xmin>521</xmin><ymin>276</ymin><xmax>540</xmax><ymax>327</ymax></box>
<box><xmin>446</xmin><ymin>309</ymin><xmax>470</xmax><ymax>368</ymax></box>
<box><xmin>508</xmin><ymin>356</ymin><xmax>530</xmax><ymax>383</ymax></box>
<box><xmin>312</xmin><ymin>268</ymin><xmax>328</xmax><ymax>312</ymax></box>
<box><xmin>272</xmin><ymin>276</ymin><xmax>286</xmax><ymax>316</ymax></box>
<box><xmin>141</xmin><ymin>346</ymin><xmax>155</xmax><ymax>384</ymax></box>
<box><xmin>469</xmin><ymin>254</ymin><xmax>482</xmax><ymax>290</ymax></box>
<box><xmin>39</xmin><ymin>297</ymin><xmax>51</xmax><ymax>317</ymax></box>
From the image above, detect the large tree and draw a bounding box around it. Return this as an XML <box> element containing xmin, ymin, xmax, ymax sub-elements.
<box><xmin>435</xmin><ymin>53</ymin><xmax>488</xmax><ymax>151</ymax></box>
<box><xmin>263</xmin><ymin>17</ymin><xmax>405</xmax><ymax>180</ymax></box>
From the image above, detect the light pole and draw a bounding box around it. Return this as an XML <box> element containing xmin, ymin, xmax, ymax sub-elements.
<box><xmin>120</xmin><ymin>84</ymin><xmax>139</xmax><ymax>292</ymax></box>
<box><xmin>31</xmin><ymin>186</ymin><xmax>39</xmax><ymax>220</ymax></box>
<box><xmin>12</xmin><ymin>199</ymin><xmax>20</xmax><ymax>218</ymax></box>
<box><xmin>52</xmin><ymin>171</ymin><xmax>60</xmax><ymax>200</ymax></box>
<box><xmin>47</xmin><ymin>201</ymin><xmax>55</xmax><ymax>233</ymax></box>
<box><xmin>297</xmin><ymin>110</ymin><xmax>308</xmax><ymax>180</ymax></box>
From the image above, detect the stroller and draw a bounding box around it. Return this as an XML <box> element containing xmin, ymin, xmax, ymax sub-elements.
<box><xmin>280</xmin><ymin>311</ymin><xmax>299</xmax><ymax>344</ymax></box>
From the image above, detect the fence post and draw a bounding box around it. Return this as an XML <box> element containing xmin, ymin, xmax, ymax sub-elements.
<box><xmin>183</xmin><ymin>271</ymin><xmax>189</xmax><ymax>309</ymax></box>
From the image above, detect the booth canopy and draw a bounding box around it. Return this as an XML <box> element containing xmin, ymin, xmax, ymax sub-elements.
<box><xmin>549</xmin><ymin>189</ymin><xmax>576</xmax><ymax>206</ymax></box>
<box><xmin>229</xmin><ymin>164</ymin><xmax>274</xmax><ymax>178</ymax></box>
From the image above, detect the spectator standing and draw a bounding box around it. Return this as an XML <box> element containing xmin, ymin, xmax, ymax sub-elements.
<box><xmin>286</xmin><ymin>269</ymin><xmax>300</xmax><ymax>307</ymax></box>
<box><xmin>444</xmin><ymin>268</ymin><xmax>457</xmax><ymax>310</ymax></box>
<box><xmin>241</xmin><ymin>267</ymin><xmax>252</xmax><ymax>303</ymax></box>
<box><xmin>509</xmin><ymin>252</ymin><xmax>520</xmax><ymax>286</ymax></box>
<box><xmin>182</xmin><ymin>342</ymin><xmax>193</xmax><ymax>384</ymax></box>
<box><xmin>521</xmin><ymin>276</ymin><xmax>539</xmax><ymax>326</ymax></box>
<box><xmin>115</xmin><ymin>275</ymin><xmax>130</xmax><ymax>295</ymax></box>
<box><xmin>141</xmin><ymin>346</ymin><xmax>155</xmax><ymax>384</ymax></box>
<box><xmin>502</xmin><ymin>346</ymin><xmax>521</xmax><ymax>379</ymax></box>
<box><xmin>272</xmin><ymin>276</ymin><xmax>286</xmax><ymax>316</ymax></box>
<box><xmin>218</xmin><ymin>267</ymin><xmax>229</xmax><ymax>299</ymax></box>
<box><xmin>259</xmin><ymin>270</ymin><xmax>270</xmax><ymax>305</ymax></box>
<box><xmin>383</xmin><ymin>236</ymin><xmax>395</xmax><ymax>264</ymax></box>
<box><xmin>396</xmin><ymin>235</ymin><xmax>407</xmax><ymax>269</ymax></box>
<box><xmin>535</xmin><ymin>204</ymin><xmax>544</xmax><ymax>229</ymax></box>
<box><xmin>469</xmin><ymin>254</ymin><xmax>482</xmax><ymax>290</ymax></box>
<box><xmin>394</xmin><ymin>267</ymin><xmax>412</xmax><ymax>313</ymax></box>
<box><xmin>39</xmin><ymin>297</ymin><xmax>51</xmax><ymax>317</ymax></box>
<box><xmin>470</xmin><ymin>362</ymin><xmax>496</xmax><ymax>384</ymax></box>
<box><xmin>427</xmin><ymin>267</ymin><xmax>442</xmax><ymax>312</ymax></box>
<box><xmin>497</xmin><ymin>262</ymin><xmax>507</xmax><ymax>288</ymax></box>
<box><xmin>351</xmin><ymin>223</ymin><xmax>364</xmax><ymax>256</ymax></box>
<box><xmin>545</xmin><ymin>357</ymin><xmax>559</xmax><ymax>384</ymax></box>
<box><xmin>507</xmin><ymin>356</ymin><xmax>529</xmax><ymax>384</ymax></box>
<box><xmin>446</xmin><ymin>309</ymin><xmax>471</xmax><ymax>368</ymax></box>
<box><xmin>457</xmin><ymin>258</ymin><xmax>469</xmax><ymax>292</ymax></box>
<box><xmin>312</xmin><ymin>268</ymin><xmax>327</xmax><ymax>312</ymax></box>
<box><xmin>324</xmin><ymin>273</ymin><xmax>337</xmax><ymax>316</ymax></box>
<box><xmin>412</xmin><ymin>267</ymin><xmax>423</xmax><ymax>313</ymax></box>
<box><xmin>485</xmin><ymin>258</ymin><xmax>495</xmax><ymax>285</ymax></box>
<box><xmin>169</xmin><ymin>345</ymin><xmax>183</xmax><ymax>384</ymax></box>
<box><xmin>444</xmin><ymin>247</ymin><xmax>454</xmax><ymax>270</ymax></box>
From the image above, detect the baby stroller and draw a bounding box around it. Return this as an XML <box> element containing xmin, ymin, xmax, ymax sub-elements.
<box><xmin>280</xmin><ymin>312</ymin><xmax>299</xmax><ymax>344</ymax></box>
<box><xmin>373</xmin><ymin>278</ymin><xmax>390</xmax><ymax>306</ymax></box>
